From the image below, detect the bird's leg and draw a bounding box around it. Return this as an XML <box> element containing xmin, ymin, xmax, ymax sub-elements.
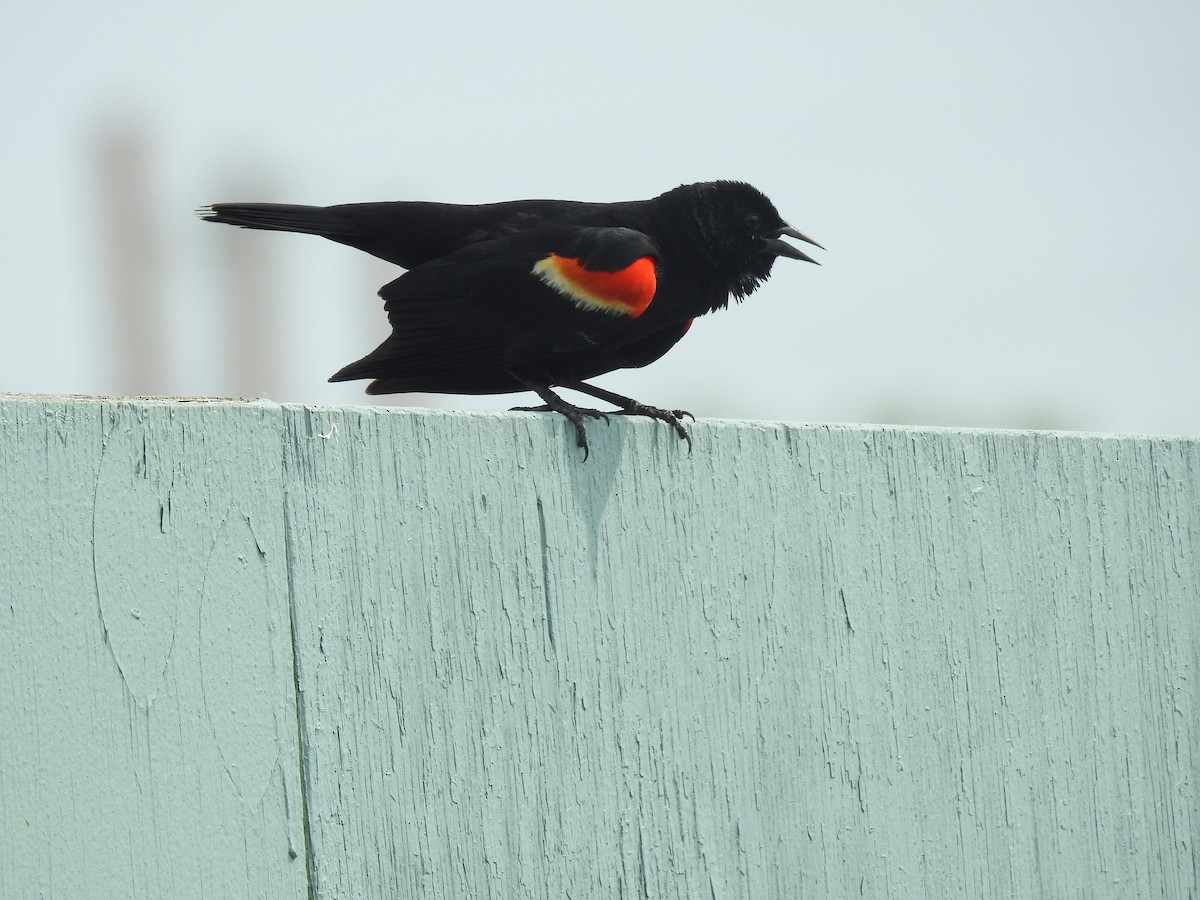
<box><xmin>560</xmin><ymin>380</ymin><xmax>694</xmax><ymax>452</ymax></box>
<box><xmin>508</xmin><ymin>375</ymin><xmax>610</xmax><ymax>460</ymax></box>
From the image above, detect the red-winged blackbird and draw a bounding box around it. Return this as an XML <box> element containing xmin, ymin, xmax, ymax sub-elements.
<box><xmin>200</xmin><ymin>181</ymin><xmax>822</xmax><ymax>457</ymax></box>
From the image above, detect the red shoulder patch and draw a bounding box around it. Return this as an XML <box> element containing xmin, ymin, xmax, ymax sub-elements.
<box><xmin>532</xmin><ymin>253</ymin><xmax>657</xmax><ymax>318</ymax></box>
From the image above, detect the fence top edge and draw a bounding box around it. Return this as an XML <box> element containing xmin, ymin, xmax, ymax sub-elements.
<box><xmin>2</xmin><ymin>391</ymin><xmax>1196</xmax><ymax>444</ymax></box>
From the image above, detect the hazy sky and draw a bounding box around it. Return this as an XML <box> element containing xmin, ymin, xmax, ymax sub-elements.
<box><xmin>3</xmin><ymin>0</ymin><xmax>1198</xmax><ymax>435</ymax></box>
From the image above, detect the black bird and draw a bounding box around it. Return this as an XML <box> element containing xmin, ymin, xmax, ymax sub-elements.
<box><xmin>200</xmin><ymin>181</ymin><xmax>822</xmax><ymax>457</ymax></box>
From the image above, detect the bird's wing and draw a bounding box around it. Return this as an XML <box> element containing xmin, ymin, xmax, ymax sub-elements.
<box><xmin>203</xmin><ymin>198</ymin><xmax>603</xmax><ymax>269</ymax></box>
<box><xmin>329</xmin><ymin>225</ymin><xmax>664</xmax><ymax>385</ymax></box>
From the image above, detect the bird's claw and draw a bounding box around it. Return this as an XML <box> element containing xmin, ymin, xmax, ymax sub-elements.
<box><xmin>514</xmin><ymin>399</ymin><xmax>609</xmax><ymax>460</ymax></box>
<box><xmin>613</xmin><ymin>403</ymin><xmax>694</xmax><ymax>453</ymax></box>
<box><xmin>564</xmin><ymin>407</ymin><xmax>611</xmax><ymax>460</ymax></box>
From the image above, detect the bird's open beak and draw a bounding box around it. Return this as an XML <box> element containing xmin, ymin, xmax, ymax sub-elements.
<box><xmin>763</xmin><ymin>223</ymin><xmax>825</xmax><ymax>264</ymax></box>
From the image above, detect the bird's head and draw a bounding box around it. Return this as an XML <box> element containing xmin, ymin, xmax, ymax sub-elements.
<box><xmin>678</xmin><ymin>180</ymin><xmax>823</xmax><ymax>301</ymax></box>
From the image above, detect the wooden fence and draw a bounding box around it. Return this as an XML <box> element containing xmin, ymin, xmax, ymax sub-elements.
<box><xmin>2</xmin><ymin>395</ymin><xmax>1196</xmax><ymax>898</ymax></box>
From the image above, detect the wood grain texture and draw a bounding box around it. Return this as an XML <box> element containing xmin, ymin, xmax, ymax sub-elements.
<box><xmin>0</xmin><ymin>397</ymin><xmax>307</xmax><ymax>900</ymax></box>
<box><xmin>280</xmin><ymin>406</ymin><xmax>1199</xmax><ymax>898</ymax></box>
<box><xmin>2</xmin><ymin>396</ymin><xmax>1197</xmax><ymax>898</ymax></box>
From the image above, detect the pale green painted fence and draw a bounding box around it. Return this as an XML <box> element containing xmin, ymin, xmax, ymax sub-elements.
<box><xmin>2</xmin><ymin>395</ymin><xmax>1197</xmax><ymax>899</ymax></box>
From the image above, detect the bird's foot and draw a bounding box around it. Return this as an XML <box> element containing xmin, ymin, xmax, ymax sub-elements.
<box><xmin>612</xmin><ymin>403</ymin><xmax>695</xmax><ymax>452</ymax></box>
<box><xmin>554</xmin><ymin>379</ymin><xmax>696</xmax><ymax>453</ymax></box>
<box><xmin>511</xmin><ymin>399</ymin><xmax>610</xmax><ymax>460</ymax></box>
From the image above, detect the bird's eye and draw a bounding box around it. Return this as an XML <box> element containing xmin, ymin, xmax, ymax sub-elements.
<box><xmin>744</xmin><ymin>213</ymin><xmax>761</xmax><ymax>232</ymax></box>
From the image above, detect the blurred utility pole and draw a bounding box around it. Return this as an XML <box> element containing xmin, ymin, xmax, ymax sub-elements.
<box><xmin>96</xmin><ymin>119</ymin><xmax>167</xmax><ymax>396</ymax></box>
<box><xmin>212</xmin><ymin>183</ymin><xmax>281</xmax><ymax>398</ymax></box>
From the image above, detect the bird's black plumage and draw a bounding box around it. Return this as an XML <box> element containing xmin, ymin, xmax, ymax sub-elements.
<box><xmin>200</xmin><ymin>181</ymin><xmax>822</xmax><ymax>456</ymax></box>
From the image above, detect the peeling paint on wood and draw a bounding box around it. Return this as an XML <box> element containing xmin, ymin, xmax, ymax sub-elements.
<box><xmin>2</xmin><ymin>396</ymin><xmax>1197</xmax><ymax>898</ymax></box>
<box><xmin>1</xmin><ymin>398</ymin><xmax>304</xmax><ymax>898</ymax></box>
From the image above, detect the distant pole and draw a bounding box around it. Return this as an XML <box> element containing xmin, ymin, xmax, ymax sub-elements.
<box><xmin>214</xmin><ymin>191</ymin><xmax>281</xmax><ymax>398</ymax></box>
<box><xmin>96</xmin><ymin>119</ymin><xmax>167</xmax><ymax>396</ymax></box>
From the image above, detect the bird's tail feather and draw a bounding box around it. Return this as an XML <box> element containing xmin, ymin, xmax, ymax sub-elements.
<box><xmin>197</xmin><ymin>203</ymin><xmax>365</xmax><ymax>238</ymax></box>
